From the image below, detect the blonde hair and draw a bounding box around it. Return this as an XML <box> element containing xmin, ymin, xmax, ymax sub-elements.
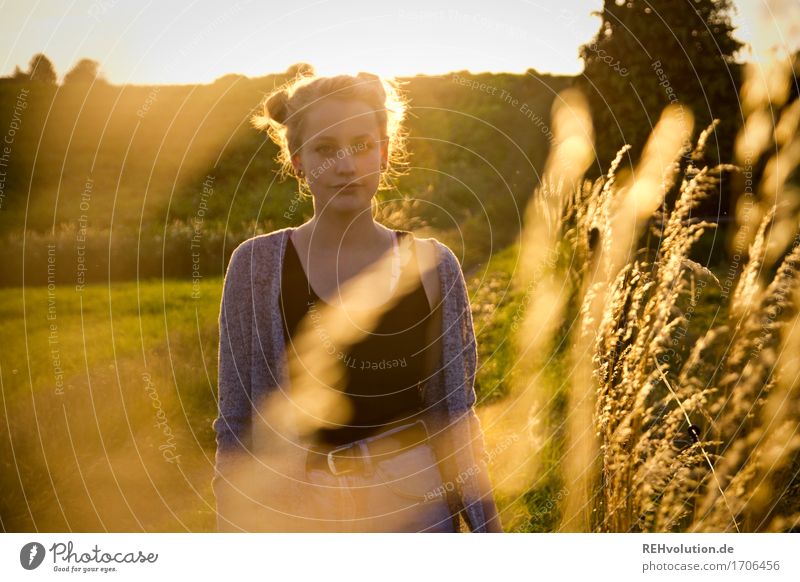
<box><xmin>251</xmin><ymin>64</ymin><xmax>410</xmax><ymax>196</ymax></box>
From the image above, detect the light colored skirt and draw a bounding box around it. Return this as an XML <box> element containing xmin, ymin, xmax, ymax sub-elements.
<box><xmin>303</xmin><ymin>440</ymin><xmax>457</xmax><ymax>532</ymax></box>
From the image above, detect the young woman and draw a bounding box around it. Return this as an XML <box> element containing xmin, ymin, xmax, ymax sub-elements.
<box><xmin>212</xmin><ymin>67</ymin><xmax>502</xmax><ymax>532</ymax></box>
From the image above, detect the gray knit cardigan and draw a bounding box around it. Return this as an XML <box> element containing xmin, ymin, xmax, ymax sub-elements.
<box><xmin>212</xmin><ymin>226</ymin><xmax>502</xmax><ymax>532</ymax></box>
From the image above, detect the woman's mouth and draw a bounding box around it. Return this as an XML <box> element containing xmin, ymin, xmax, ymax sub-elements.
<box><xmin>333</xmin><ymin>183</ymin><xmax>361</xmax><ymax>192</ymax></box>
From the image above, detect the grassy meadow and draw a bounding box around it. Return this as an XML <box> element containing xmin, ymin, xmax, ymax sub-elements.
<box><xmin>0</xmin><ymin>234</ymin><xmax>754</xmax><ymax>532</ymax></box>
<box><xmin>0</xmin><ymin>278</ymin><xmax>221</xmax><ymax>531</ymax></box>
<box><xmin>2</xmin><ymin>56</ymin><xmax>799</xmax><ymax>532</ymax></box>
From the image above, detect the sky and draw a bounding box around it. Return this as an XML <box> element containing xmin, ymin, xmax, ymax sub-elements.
<box><xmin>0</xmin><ymin>0</ymin><xmax>798</xmax><ymax>85</ymax></box>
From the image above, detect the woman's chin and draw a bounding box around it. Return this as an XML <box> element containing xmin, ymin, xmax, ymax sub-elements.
<box><xmin>328</xmin><ymin>192</ymin><xmax>372</xmax><ymax>212</ymax></box>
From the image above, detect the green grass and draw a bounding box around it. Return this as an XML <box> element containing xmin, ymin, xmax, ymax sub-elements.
<box><xmin>467</xmin><ymin>240</ymin><xmax>571</xmax><ymax>531</ymax></box>
<box><xmin>466</xmin><ymin>240</ymin><xmax>731</xmax><ymax>532</ymax></box>
<box><xmin>0</xmin><ymin>277</ymin><xmax>222</xmax><ymax>531</ymax></box>
<box><xmin>0</xmin><ymin>243</ymin><xmax>735</xmax><ymax>532</ymax></box>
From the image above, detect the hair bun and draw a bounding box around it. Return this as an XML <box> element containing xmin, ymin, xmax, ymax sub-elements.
<box><xmin>266</xmin><ymin>90</ymin><xmax>290</xmax><ymax>125</ymax></box>
<box><xmin>287</xmin><ymin>62</ymin><xmax>315</xmax><ymax>79</ymax></box>
<box><xmin>356</xmin><ymin>71</ymin><xmax>385</xmax><ymax>100</ymax></box>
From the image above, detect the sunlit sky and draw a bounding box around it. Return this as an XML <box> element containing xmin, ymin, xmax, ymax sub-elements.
<box><xmin>0</xmin><ymin>0</ymin><xmax>797</xmax><ymax>85</ymax></box>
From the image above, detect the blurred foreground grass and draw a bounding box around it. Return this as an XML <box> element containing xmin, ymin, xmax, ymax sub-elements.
<box><xmin>0</xmin><ymin>278</ymin><xmax>221</xmax><ymax>531</ymax></box>
<box><xmin>0</xmin><ymin>245</ymin><xmax>728</xmax><ymax>532</ymax></box>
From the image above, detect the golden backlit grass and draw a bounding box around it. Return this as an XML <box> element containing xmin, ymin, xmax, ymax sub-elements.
<box><xmin>489</xmin><ymin>50</ymin><xmax>800</xmax><ymax>532</ymax></box>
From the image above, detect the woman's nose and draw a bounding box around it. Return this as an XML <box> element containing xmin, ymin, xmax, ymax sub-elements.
<box><xmin>336</xmin><ymin>149</ymin><xmax>356</xmax><ymax>173</ymax></box>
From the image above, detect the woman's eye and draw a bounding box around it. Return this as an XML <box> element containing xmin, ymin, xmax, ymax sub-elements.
<box><xmin>316</xmin><ymin>145</ymin><xmax>334</xmax><ymax>155</ymax></box>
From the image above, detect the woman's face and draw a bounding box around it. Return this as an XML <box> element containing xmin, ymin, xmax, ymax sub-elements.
<box><xmin>292</xmin><ymin>97</ymin><xmax>388</xmax><ymax>215</ymax></box>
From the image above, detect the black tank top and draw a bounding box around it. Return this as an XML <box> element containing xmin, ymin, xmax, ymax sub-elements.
<box><xmin>280</xmin><ymin>229</ymin><xmax>437</xmax><ymax>446</ymax></box>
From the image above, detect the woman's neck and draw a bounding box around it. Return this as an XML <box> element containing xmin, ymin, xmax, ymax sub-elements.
<box><xmin>301</xmin><ymin>212</ymin><xmax>389</xmax><ymax>253</ymax></box>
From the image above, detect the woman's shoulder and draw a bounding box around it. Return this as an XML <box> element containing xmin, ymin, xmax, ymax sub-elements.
<box><xmin>223</xmin><ymin>228</ymin><xmax>294</xmax><ymax>285</ymax></box>
<box><xmin>237</xmin><ymin>227</ymin><xmax>293</xmax><ymax>250</ymax></box>
<box><xmin>227</xmin><ymin>228</ymin><xmax>293</xmax><ymax>263</ymax></box>
<box><xmin>403</xmin><ymin>232</ymin><xmax>464</xmax><ymax>309</ymax></box>
<box><xmin>406</xmin><ymin>232</ymin><xmax>461</xmax><ymax>273</ymax></box>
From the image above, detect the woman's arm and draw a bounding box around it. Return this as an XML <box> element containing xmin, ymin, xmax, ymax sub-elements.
<box><xmin>448</xmin><ymin>247</ymin><xmax>504</xmax><ymax>533</ymax></box>
<box><xmin>422</xmin><ymin>240</ymin><xmax>503</xmax><ymax>533</ymax></box>
<box><xmin>212</xmin><ymin>240</ymin><xmax>255</xmax><ymax>532</ymax></box>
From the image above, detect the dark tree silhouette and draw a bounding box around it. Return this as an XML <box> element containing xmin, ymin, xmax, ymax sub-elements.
<box><xmin>213</xmin><ymin>73</ymin><xmax>248</xmax><ymax>86</ymax></box>
<box><xmin>27</xmin><ymin>53</ymin><xmax>57</xmax><ymax>84</ymax></box>
<box><xmin>576</xmin><ymin>0</ymin><xmax>743</xmax><ymax>179</ymax></box>
<box><xmin>11</xmin><ymin>65</ymin><xmax>28</xmax><ymax>80</ymax></box>
<box><xmin>63</xmin><ymin>58</ymin><xmax>106</xmax><ymax>85</ymax></box>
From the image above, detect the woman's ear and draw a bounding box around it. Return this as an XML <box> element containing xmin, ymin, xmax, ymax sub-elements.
<box><xmin>291</xmin><ymin>153</ymin><xmax>304</xmax><ymax>177</ymax></box>
<box><xmin>380</xmin><ymin>140</ymin><xmax>389</xmax><ymax>171</ymax></box>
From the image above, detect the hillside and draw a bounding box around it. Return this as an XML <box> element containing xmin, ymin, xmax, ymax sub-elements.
<box><xmin>0</xmin><ymin>71</ymin><xmax>572</xmax><ymax>286</ymax></box>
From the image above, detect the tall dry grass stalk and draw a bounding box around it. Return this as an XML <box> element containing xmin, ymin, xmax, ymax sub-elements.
<box><xmin>516</xmin><ymin>51</ymin><xmax>800</xmax><ymax>532</ymax></box>
<box><xmin>481</xmin><ymin>90</ymin><xmax>596</xmax><ymax>529</ymax></box>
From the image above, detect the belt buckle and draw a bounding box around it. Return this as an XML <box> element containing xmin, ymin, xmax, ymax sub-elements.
<box><xmin>325</xmin><ymin>420</ymin><xmax>429</xmax><ymax>475</ymax></box>
<box><xmin>365</xmin><ymin>418</ymin><xmax>428</xmax><ymax>444</ymax></box>
<box><xmin>327</xmin><ymin>444</ymin><xmax>355</xmax><ymax>476</ymax></box>
<box><xmin>412</xmin><ymin>418</ymin><xmax>429</xmax><ymax>441</ymax></box>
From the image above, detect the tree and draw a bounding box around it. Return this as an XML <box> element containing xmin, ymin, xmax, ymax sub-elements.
<box><xmin>11</xmin><ymin>65</ymin><xmax>28</xmax><ymax>80</ymax></box>
<box><xmin>63</xmin><ymin>58</ymin><xmax>106</xmax><ymax>85</ymax></box>
<box><xmin>576</xmin><ymin>0</ymin><xmax>743</xmax><ymax>180</ymax></box>
<box><xmin>27</xmin><ymin>53</ymin><xmax>57</xmax><ymax>84</ymax></box>
<box><xmin>213</xmin><ymin>73</ymin><xmax>248</xmax><ymax>86</ymax></box>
